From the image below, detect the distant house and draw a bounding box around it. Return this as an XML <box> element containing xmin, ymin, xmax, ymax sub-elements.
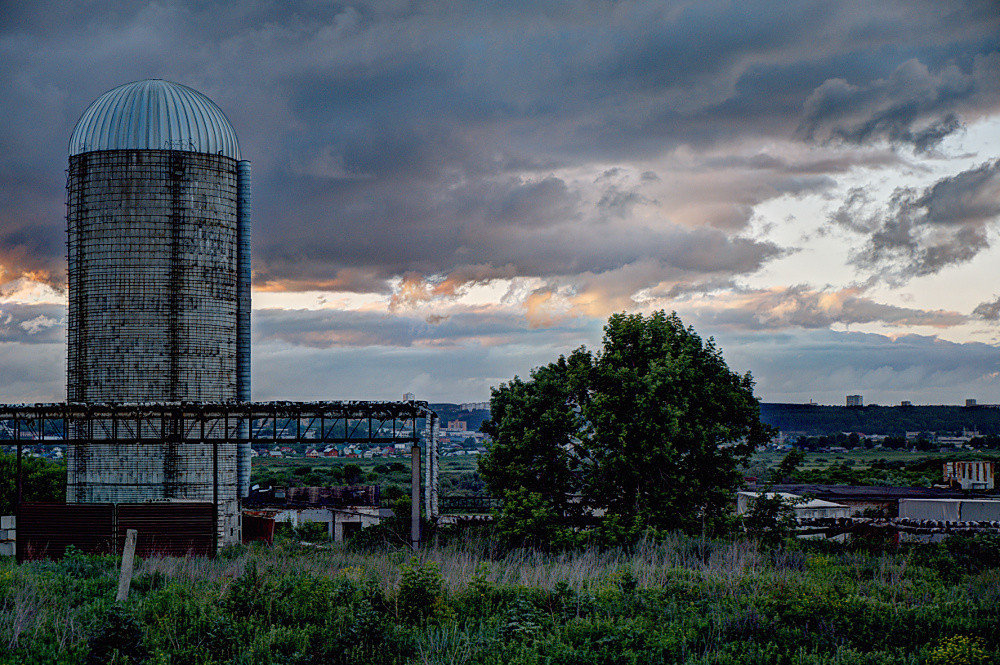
<box><xmin>305</xmin><ymin>449</ymin><xmax>320</xmax><ymax>459</ymax></box>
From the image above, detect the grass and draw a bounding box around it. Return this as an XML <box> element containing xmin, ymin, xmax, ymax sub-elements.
<box><xmin>3</xmin><ymin>532</ymin><xmax>1000</xmax><ymax>663</ymax></box>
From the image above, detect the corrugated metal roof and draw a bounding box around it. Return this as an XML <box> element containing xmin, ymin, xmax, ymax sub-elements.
<box><xmin>69</xmin><ymin>79</ymin><xmax>240</xmax><ymax>158</ymax></box>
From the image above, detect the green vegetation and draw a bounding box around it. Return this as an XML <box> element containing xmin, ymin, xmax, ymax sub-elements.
<box><xmin>746</xmin><ymin>449</ymin><xmax>1000</xmax><ymax>487</ymax></box>
<box><xmin>0</xmin><ymin>453</ymin><xmax>65</xmax><ymax>513</ymax></box>
<box><xmin>481</xmin><ymin>311</ymin><xmax>772</xmax><ymax>545</ymax></box>
<box><xmin>4</xmin><ymin>534</ymin><xmax>1000</xmax><ymax>664</ymax></box>
<box><xmin>250</xmin><ymin>456</ymin><xmax>484</xmax><ymax>501</ymax></box>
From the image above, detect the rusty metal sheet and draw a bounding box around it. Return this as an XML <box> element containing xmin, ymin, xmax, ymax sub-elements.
<box><xmin>242</xmin><ymin>512</ymin><xmax>274</xmax><ymax>546</ymax></box>
<box><xmin>116</xmin><ymin>503</ymin><xmax>215</xmax><ymax>558</ymax></box>
<box><xmin>16</xmin><ymin>503</ymin><xmax>114</xmax><ymax>562</ymax></box>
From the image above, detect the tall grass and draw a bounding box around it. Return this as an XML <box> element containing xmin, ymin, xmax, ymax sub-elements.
<box><xmin>1</xmin><ymin>532</ymin><xmax>996</xmax><ymax>664</ymax></box>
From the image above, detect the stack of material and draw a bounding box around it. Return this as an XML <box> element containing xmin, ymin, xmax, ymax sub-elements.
<box><xmin>0</xmin><ymin>516</ymin><xmax>14</xmax><ymax>556</ymax></box>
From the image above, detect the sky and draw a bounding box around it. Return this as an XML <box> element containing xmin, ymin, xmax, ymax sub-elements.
<box><xmin>0</xmin><ymin>0</ymin><xmax>998</xmax><ymax>405</ymax></box>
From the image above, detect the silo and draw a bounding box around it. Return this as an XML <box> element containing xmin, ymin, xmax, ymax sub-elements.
<box><xmin>64</xmin><ymin>79</ymin><xmax>251</xmax><ymax>542</ymax></box>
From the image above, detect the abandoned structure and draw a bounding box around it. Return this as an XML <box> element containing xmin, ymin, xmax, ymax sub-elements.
<box><xmin>64</xmin><ymin>79</ymin><xmax>251</xmax><ymax>540</ymax></box>
<box><xmin>4</xmin><ymin>80</ymin><xmax>440</xmax><ymax>559</ymax></box>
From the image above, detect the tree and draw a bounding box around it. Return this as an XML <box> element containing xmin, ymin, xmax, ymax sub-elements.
<box><xmin>0</xmin><ymin>454</ymin><xmax>66</xmax><ymax>514</ymax></box>
<box><xmin>479</xmin><ymin>349</ymin><xmax>592</xmax><ymax>520</ymax></box>
<box><xmin>585</xmin><ymin>311</ymin><xmax>771</xmax><ymax>537</ymax></box>
<box><xmin>479</xmin><ymin>311</ymin><xmax>773</xmax><ymax>543</ymax></box>
<box><xmin>772</xmin><ymin>448</ymin><xmax>805</xmax><ymax>482</ymax></box>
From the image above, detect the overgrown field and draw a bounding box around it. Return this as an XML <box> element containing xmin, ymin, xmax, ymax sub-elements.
<box><xmin>3</xmin><ymin>534</ymin><xmax>1000</xmax><ymax>664</ymax></box>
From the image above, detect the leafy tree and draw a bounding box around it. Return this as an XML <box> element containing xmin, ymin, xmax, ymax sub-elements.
<box><xmin>479</xmin><ymin>348</ymin><xmax>593</xmax><ymax>519</ymax></box>
<box><xmin>772</xmin><ymin>448</ymin><xmax>805</xmax><ymax>482</ymax></box>
<box><xmin>480</xmin><ymin>310</ymin><xmax>773</xmax><ymax>542</ymax></box>
<box><xmin>585</xmin><ymin>311</ymin><xmax>771</xmax><ymax>537</ymax></box>
<box><xmin>0</xmin><ymin>453</ymin><xmax>66</xmax><ymax>513</ymax></box>
<box><xmin>342</xmin><ymin>463</ymin><xmax>363</xmax><ymax>485</ymax></box>
<box><xmin>742</xmin><ymin>491</ymin><xmax>797</xmax><ymax>546</ymax></box>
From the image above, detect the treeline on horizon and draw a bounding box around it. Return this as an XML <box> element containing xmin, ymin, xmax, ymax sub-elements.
<box><xmin>759</xmin><ymin>403</ymin><xmax>1000</xmax><ymax>436</ymax></box>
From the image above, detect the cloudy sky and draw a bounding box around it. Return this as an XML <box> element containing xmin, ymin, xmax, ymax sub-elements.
<box><xmin>0</xmin><ymin>1</ymin><xmax>998</xmax><ymax>405</ymax></box>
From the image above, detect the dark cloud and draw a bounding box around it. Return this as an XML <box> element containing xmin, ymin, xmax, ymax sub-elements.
<box><xmin>800</xmin><ymin>49</ymin><xmax>1000</xmax><ymax>151</ymax></box>
<box><xmin>0</xmin><ymin>0</ymin><xmax>995</xmax><ymax>293</ymax></box>
<box><xmin>254</xmin><ymin>307</ymin><xmax>594</xmax><ymax>349</ymax></box>
<box><xmin>973</xmin><ymin>295</ymin><xmax>1000</xmax><ymax>321</ymax></box>
<box><xmin>257</xmin><ymin>314</ymin><xmax>1000</xmax><ymax>403</ymax></box>
<box><xmin>833</xmin><ymin>160</ymin><xmax>1000</xmax><ymax>280</ymax></box>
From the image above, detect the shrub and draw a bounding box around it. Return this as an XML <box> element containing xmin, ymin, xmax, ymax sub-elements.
<box><xmin>87</xmin><ymin>605</ymin><xmax>148</xmax><ymax>665</ymax></box>
<box><xmin>397</xmin><ymin>557</ymin><xmax>446</xmax><ymax>624</ymax></box>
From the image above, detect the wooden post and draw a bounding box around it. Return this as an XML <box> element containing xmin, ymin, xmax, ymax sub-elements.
<box><xmin>410</xmin><ymin>443</ymin><xmax>421</xmax><ymax>551</ymax></box>
<box><xmin>116</xmin><ymin>529</ymin><xmax>138</xmax><ymax>602</ymax></box>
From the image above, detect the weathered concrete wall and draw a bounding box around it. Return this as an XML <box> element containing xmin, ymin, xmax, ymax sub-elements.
<box><xmin>65</xmin><ymin>149</ymin><xmax>242</xmax><ymax>542</ymax></box>
<box><xmin>67</xmin><ymin>150</ymin><xmax>238</xmax><ymax>402</ymax></box>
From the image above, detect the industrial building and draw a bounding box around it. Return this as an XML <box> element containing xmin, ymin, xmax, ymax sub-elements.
<box><xmin>64</xmin><ymin>79</ymin><xmax>251</xmax><ymax>542</ymax></box>
<box><xmin>943</xmin><ymin>461</ymin><xmax>995</xmax><ymax>490</ymax></box>
<box><xmin>3</xmin><ymin>80</ymin><xmax>440</xmax><ymax>559</ymax></box>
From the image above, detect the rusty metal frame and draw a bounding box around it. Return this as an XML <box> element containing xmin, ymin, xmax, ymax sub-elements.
<box><xmin>8</xmin><ymin>400</ymin><xmax>436</xmax><ymax>507</ymax></box>
<box><xmin>2</xmin><ymin>400</ymin><xmax>432</xmax><ymax>447</ymax></box>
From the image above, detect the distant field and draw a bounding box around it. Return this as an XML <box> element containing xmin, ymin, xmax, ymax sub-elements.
<box><xmin>752</xmin><ymin>448</ymin><xmax>1000</xmax><ymax>470</ymax></box>
<box><xmin>250</xmin><ymin>454</ymin><xmax>482</xmax><ymax>495</ymax></box>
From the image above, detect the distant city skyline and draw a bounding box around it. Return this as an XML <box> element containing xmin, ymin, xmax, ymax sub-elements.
<box><xmin>0</xmin><ymin>2</ymin><xmax>997</xmax><ymax>405</ymax></box>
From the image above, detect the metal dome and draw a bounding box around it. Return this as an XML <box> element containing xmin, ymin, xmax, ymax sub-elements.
<box><xmin>69</xmin><ymin>79</ymin><xmax>240</xmax><ymax>159</ymax></box>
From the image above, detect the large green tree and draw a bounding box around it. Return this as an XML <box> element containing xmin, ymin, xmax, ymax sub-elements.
<box><xmin>479</xmin><ymin>311</ymin><xmax>772</xmax><ymax>542</ymax></box>
<box><xmin>479</xmin><ymin>349</ymin><xmax>592</xmax><ymax>521</ymax></box>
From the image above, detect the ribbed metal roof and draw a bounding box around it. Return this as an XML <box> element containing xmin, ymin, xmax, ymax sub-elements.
<box><xmin>69</xmin><ymin>79</ymin><xmax>240</xmax><ymax>159</ymax></box>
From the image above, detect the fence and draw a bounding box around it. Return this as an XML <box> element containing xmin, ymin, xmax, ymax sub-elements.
<box><xmin>16</xmin><ymin>502</ymin><xmax>216</xmax><ymax>562</ymax></box>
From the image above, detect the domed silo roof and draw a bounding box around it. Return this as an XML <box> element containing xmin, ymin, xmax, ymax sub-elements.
<box><xmin>69</xmin><ymin>79</ymin><xmax>240</xmax><ymax>159</ymax></box>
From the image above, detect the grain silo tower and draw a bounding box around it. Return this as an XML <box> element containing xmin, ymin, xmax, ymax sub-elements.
<box><xmin>64</xmin><ymin>80</ymin><xmax>251</xmax><ymax>540</ymax></box>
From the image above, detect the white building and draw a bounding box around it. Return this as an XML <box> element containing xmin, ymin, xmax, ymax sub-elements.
<box><xmin>737</xmin><ymin>491</ymin><xmax>853</xmax><ymax>520</ymax></box>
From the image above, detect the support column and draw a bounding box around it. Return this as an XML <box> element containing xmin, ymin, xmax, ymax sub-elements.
<box><xmin>410</xmin><ymin>443</ymin><xmax>421</xmax><ymax>550</ymax></box>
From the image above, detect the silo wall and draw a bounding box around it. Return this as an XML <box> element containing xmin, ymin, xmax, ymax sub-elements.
<box><xmin>65</xmin><ymin>149</ymin><xmax>241</xmax><ymax>542</ymax></box>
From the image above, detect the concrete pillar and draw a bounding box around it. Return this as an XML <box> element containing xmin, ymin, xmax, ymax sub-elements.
<box><xmin>411</xmin><ymin>443</ymin><xmax>421</xmax><ymax>550</ymax></box>
<box><xmin>334</xmin><ymin>516</ymin><xmax>344</xmax><ymax>542</ymax></box>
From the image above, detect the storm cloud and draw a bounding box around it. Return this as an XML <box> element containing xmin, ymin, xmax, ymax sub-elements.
<box><xmin>1</xmin><ymin>0</ymin><xmax>997</xmax><ymax>294</ymax></box>
<box><xmin>834</xmin><ymin>160</ymin><xmax>1000</xmax><ymax>280</ymax></box>
<box><xmin>0</xmin><ymin>1</ymin><xmax>997</xmax><ymax>403</ymax></box>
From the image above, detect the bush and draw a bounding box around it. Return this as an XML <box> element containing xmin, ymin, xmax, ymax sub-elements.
<box><xmin>87</xmin><ymin>605</ymin><xmax>148</xmax><ymax>665</ymax></box>
<box><xmin>397</xmin><ymin>557</ymin><xmax>447</xmax><ymax>624</ymax></box>
<box><xmin>926</xmin><ymin>636</ymin><xmax>989</xmax><ymax>665</ymax></box>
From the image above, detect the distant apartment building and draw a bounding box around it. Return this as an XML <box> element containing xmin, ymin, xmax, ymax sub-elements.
<box><xmin>460</xmin><ymin>402</ymin><xmax>490</xmax><ymax>411</ymax></box>
<box><xmin>943</xmin><ymin>461</ymin><xmax>994</xmax><ymax>490</ymax></box>
<box><xmin>446</xmin><ymin>420</ymin><xmax>467</xmax><ymax>431</ymax></box>
<box><xmin>403</xmin><ymin>392</ymin><xmax>416</xmax><ymax>401</ymax></box>
<box><xmin>900</xmin><ymin>401</ymin><xmax>912</xmax><ymax>407</ymax></box>
<box><xmin>966</xmin><ymin>398</ymin><xmax>978</xmax><ymax>407</ymax></box>
<box><xmin>846</xmin><ymin>395</ymin><xmax>863</xmax><ymax>407</ymax></box>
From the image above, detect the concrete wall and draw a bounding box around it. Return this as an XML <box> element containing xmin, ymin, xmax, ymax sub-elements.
<box><xmin>899</xmin><ymin>498</ymin><xmax>1000</xmax><ymax>522</ymax></box>
<box><xmin>65</xmin><ymin>149</ymin><xmax>243</xmax><ymax>542</ymax></box>
<box><xmin>67</xmin><ymin>150</ymin><xmax>239</xmax><ymax>403</ymax></box>
<box><xmin>0</xmin><ymin>515</ymin><xmax>13</xmax><ymax>557</ymax></box>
